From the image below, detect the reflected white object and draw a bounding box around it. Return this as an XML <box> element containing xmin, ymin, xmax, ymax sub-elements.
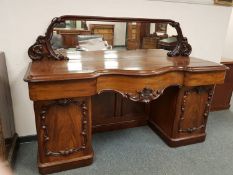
<box><xmin>104</xmin><ymin>52</ymin><xmax>118</xmax><ymax>59</ymax></box>
<box><xmin>67</xmin><ymin>61</ymin><xmax>83</xmax><ymax>71</ymax></box>
<box><xmin>104</xmin><ymin>60</ymin><xmax>119</xmax><ymax>69</ymax></box>
<box><xmin>66</xmin><ymin>50</ymin><xmax>82</xmax><ymax>59</ymax></box>
<box><xmin>124</xmin><ymin>67</ymin><xmax>142</xmax><ymax>70</ymax></box>
<box><xmin>78</xmin><ymin>38</ymin><xmax>109</xmax><ymax>51</ymax></box>
<box><xmin>167</xmin><ymin>25</ymin><xmax>177</xmax><ymax>36</ymax></box>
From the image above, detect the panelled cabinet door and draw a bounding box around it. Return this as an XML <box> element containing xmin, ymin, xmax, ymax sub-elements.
<box><xmin>34</xmin><ymin>98</ymin><xmax>92</xmax><ymax>164</ymax></box>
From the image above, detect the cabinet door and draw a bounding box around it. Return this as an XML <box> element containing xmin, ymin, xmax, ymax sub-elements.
<box><xmin>34</xmin><ymin>98</ymin><xmax>92</xmax><ymax>163</ymax></box>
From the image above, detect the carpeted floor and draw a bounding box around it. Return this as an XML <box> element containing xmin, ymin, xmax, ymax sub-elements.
<box><xmin>15</xmin><ymin>108</ymin><xmax>233</xmax><ymax>175</ymax></box>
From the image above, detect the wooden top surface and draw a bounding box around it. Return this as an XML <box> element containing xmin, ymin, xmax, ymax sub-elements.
<box><xmin>24</xmin><ymin>49</ymin><xmax>226</xmax><ymax>82</ymax></box>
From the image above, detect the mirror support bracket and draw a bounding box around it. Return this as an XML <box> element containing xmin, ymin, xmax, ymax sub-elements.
<box><xmin>167</xmin><ymin>22</ymin><xmax>192</xmax><ymax>57</ymax></box>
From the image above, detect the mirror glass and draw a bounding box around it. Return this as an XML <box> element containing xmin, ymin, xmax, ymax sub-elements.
<box><xmin>50</xmin><ymin>20</ymin><xmax>178</xmax><ymax>58</ymax></box>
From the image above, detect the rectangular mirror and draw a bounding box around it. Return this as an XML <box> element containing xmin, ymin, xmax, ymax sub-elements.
<box><xmin>28</xmin><ymin>16</ymin><xmax>192</xmax><ymax>61</ymax></box>
<box><xmin>51</xmin><ymin>20</ymin><xmax>178</xmax><ymax>58</ymax></box>
<box><xmin>50</xmin><ymin>20</ymin><xmax>177</xmax><ymax>51</ymax></box>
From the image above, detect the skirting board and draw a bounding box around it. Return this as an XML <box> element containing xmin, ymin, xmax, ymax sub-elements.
<box><xmin>19</xmin><ymin>135</ymin><xmax>37</xmax><ymax>143</ymax></box>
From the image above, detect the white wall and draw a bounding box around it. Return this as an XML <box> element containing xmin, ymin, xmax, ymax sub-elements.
<box><xmin>152</xmin><ymin>0</ymin><xmax>213</xmax><ymax>5</ymax></box>
<box><xmin>114</xmin><ymin>23</ymin><xmax>127</xmax><ymax>46</ymax></box>
<box><xmin>0</xmin><ymin>0</ymin><xmax>232</xmax><ymax>136</ymax></box>
<box><xmin>223</xmin><ymin>10</ymin><xmax>233</xmax><ymax>59</ymax></box>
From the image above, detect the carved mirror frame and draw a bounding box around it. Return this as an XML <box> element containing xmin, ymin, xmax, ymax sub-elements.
<box><xmin>28</xmin><ymin>15</ymin><xmax>192</xmax><ymax>61</ymax></box>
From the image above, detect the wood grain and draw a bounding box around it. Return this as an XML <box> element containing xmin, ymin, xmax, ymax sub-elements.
<box><xmin>149</xmin><ymin>85</ymin><xmax>214</xmax><ymax>147</ymax></box>
<box><xmin>25</xmin><ymin>49</ymin><xmax>227</xmax><ymax>174</ymax></box>
<box><xmin>34</xmin><ymin>97</ymin><xmax>93</xmax><ymax>174</ymax></box>
<box><xmin>28</xmin><ymin>79</ymin><xmax>96</xmax><ymax>101</ymax></box>
<box><xmin>97</xmin><ymin>72</ymin><xmax>183</xmax><ymax>94</ymax></box>
<box><xmin>25</xmin><ymin>49</ymin><xmax>226</xmax><ymax>82</ymax></box>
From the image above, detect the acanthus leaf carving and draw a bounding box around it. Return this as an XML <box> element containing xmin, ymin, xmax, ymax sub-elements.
<box><xmin>28</xmin><ymin>36</ymin><xmax>48</xmax><ymax>61</ymax></box>
<box><xmin>98</xmin><ymin>87</ymin><xmax>183</xmax><ymax>104</ymax></box>
<box><xmin>167</xmin><ymin>37</ymin><xmax>192</xmax><ymax>57</ymax></box>
<box><xmin>167</xmin><ymin>22</ymin><xmax>192</xmax><ymax>57</ymax></box>
<box><xmin>125</xmin><ymin>87</ymin><xmax>164</xmax><ymax>103</ymax></box>
<box><xmin>28</xmin><ymin>17</ymin><xmax>68</xmax><ymax>61</ymax></box>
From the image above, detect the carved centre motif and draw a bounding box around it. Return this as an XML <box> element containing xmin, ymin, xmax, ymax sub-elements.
<box><xmin>40</xmin><ymin>99</ymin><xmax>88</xmax><ymax>156</ymax></box>
<box><xmin>125</xmin><ymin>87</ymin><xmax>164</xmax><ymax>103</ymax></box>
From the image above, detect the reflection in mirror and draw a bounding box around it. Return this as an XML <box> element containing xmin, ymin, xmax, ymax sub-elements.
<box><xmin>51</xmin><ymin>20</ymin><xmax>178</xmax><ymax>59</ymax></box>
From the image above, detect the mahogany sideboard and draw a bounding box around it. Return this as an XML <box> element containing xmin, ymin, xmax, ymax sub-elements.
<box><xmin>24</xmin><ymin>49</ymin><xmax>226</xmax><ymax>174</ymax></box>
<box><xmin>24</xmin><ymin>15</ymin><xmax>227</xmax><ymax>174</ymax></box>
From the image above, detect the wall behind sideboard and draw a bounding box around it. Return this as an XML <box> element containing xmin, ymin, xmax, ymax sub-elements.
<box><xmin>0</xmin><ymin>0</ymin><xmax>232</xmax><ymax>136</ymax></box>
<box><xmin>223</xmin><ymin>11</ymin><xmax>233</xmax><ymax>59</ymax></box>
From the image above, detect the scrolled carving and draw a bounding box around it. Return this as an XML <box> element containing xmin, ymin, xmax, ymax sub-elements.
<box><xmin>99</xmin><ymin>86</ymin><xmax>184</xmax><ymax>103</ymax></box>
<box><xmin>125</xmin><ymin>88</ymin><xmax>164</xmax><ymax>103</ymax></box>
<box><xmin>28</xmin><ymin>17</ymin><xmax>68</xmax><ymax>61</ymax></box>
<box><xmin>167</xmin><ymin>37</ymin><xmax>192</xmax><ymax>57</ymax></box>
<box><xmin>28</xmin><ymin>36</ymin><xmax>48</xmax><ymax>61</ymax></box>
<box><xmin>40</xmin><ymin>98</ymin><xmax>88</xmax><ymax>157</ymax></box>
<box><xmin>167</xmin><ymin>22</ymin><xmax>192</xmax><ymax>57</ymax></box>
<box><xmin>178</xmin><ymin>86</ymin><xmax>214</xmax><ymax>133</ymax></box>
